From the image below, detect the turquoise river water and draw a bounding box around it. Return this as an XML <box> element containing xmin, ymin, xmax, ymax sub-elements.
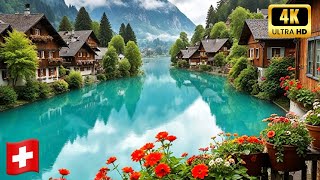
<box><xmin>0</xmin><ymin>57</ymin><xmax>284</xmax><ymax>180</ymax></box>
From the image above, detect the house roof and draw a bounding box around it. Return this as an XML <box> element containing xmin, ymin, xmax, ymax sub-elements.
<box><xmin>0</xmin><ymin>13</ymin><xmax>67</xmax><ymax>47</ymax></box>
<box><xmin>59</xmin><ymin>30</ymin><xmax>100</xmax><ymax>45</ymax></box>
<box><xmin>180</xmin><ymin>50</ymin><xmax>188</xmax><ymax>58</ymax></box>
<box><xmin>96</xmin><ymin>47</ymin><xmax>108</xmax><ymax>60</ymax></box>
<box><xmin>201</xmin><ymin>39</ymin><xmax>229</xmax><ymax>53</ymax></box>
<box><xmin>0</xmin><ymin>23</ymin><xmax>12</xmax><ymax>34</ymax></box>
<box><xmin>239</xmin><ymin>19</ymin><xmax>292</xmax><ymax>45</ymax></box>
<box><xmin>184</xmin><ymin>46</ymin><xmax>199</xmax><ymax>59</ymax></box>
<box><xmin>60</xmin><ymin>40</ymin><xmax>96</xmax><ymax>57</ymax></box>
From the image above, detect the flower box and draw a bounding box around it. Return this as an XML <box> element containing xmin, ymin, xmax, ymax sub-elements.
<box><xmin>290</xmin><ymin>100</ymin><xmax>307</xmax><ymax>117</ymax></box>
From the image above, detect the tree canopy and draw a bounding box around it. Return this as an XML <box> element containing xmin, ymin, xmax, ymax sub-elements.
<box><xmin>74</xmin><ymin>7</ymin><xmax>92</xmax><ymax>30</ymax></box>
<box><xmin>169</xmin><ymin>38</ymin><xmax>185</xmax><ymax>63</ymax></box>
<box><xmin>109</xmin><ymin>35</ymin><xmax>125</xmax><ymax>55</ymax></box>
<box><xmin>210</xmin><ymin>22</ymin><xmax>229</xmax><ymax>39</ymax></box>
<box><xmin>59</xmin><ymin>16</ymin><xmax>73</xmax><ymax>31</ymax></box>
<box><xmin>99</xmin><ymin>12</ymin><xmax>113</xmax><ymax>47</ymax></box>
<box><xmin>179</xmin><ymin>32</ymin><xmax>189</xmax><ymax>48</ymax></box>
<box><xmin>103</xmin><ymin>46</ymin><xmax>118</xmax><ymax>76</ymax></box>
<box><xmin>125</xmin><ymin>24</ymin><xmax>137</xmax><ymax>44</ymax></box>
<box><xmin>125</xmin><ymin>41</ymin><xmax>142</xmax><ymax>75</ymax></box>
<box><xmin>191</xmin><ymin>25</ymin><xmax>205</xmax><ymax>45</ymax></box>
<box><xmin>91</xmin><ymin>21</ymin><xmax>100</xmax><ymax>39</ymax></box>
<box><xmin>205</xmin><ymin>5</ymin><xmax>216</xmax><ymax>29</ymax></box>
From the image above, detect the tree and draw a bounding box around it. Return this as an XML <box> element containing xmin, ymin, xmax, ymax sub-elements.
<box><xmin>229</xmin><ymin>7</ymin><xmax>252</xmax><ymax>40</ymax></box>
<box><xmin>210</xmin><ymin>22</ymin><xmax>228</xmax><ymax>38</ymax></box>
<box><xmin>0</xmin><ymin>30</ymin><xmax>38</xmax><ymax>86</ymax></box>
<box><xmin>74</xmin><ymin>7</ymin><xmax>92</xmax><ymax>30</ymax></box>
<box><xmin>99</xmin><ymin>12</ymin><xmax>113</xmax><ymax>47</ymax></box>
<box><xmin>226</xmin><ymin>40</ymin><xmax>248</xmax><ymax>63</ymax></box>
<box><xmin>119</xmin><ymin>23</ymin><xmax>126</xmax><ymax>41</ymax></box>
<box><xmin>59</xmin><ymin>16</ymin><xmax>73</xmax><ymax>31</ymax></box>
<box><xmin>109</xmin><ymin>35</ymin><xmax>125</xmax><ymax>54</ymax></box>
<box><xmin>118</xmin><ymin>58</ymin><xmax>131</xmax><ymax>77</ymax></box>
<box><xmin>205</xmin><ymin>5</ymin><xmax>217</xmax><ymax>28</ymax></box>
<box><xmin>191</xmin><ymin>25</ymin><xmax>205</xmax><ymax>45</ymax></box>
<box><xmin>179</xmin><ymin>32</ymin><xmax>189</xmax><ymax>48</ymax></box>
<box><xmin>91</xmin><ymin>21</ymin><xmax>100</xmax><ymax>39</ymax></box>
<box><xmin>125</xmin><ymin>41</ymin><xmax>142</xmax><ymax>75</ymax></box>
<box><xmin>103</xmin><ymin>46</ymin><xmax>118</xmax><ymax>77</ymax></box>
<box><xmin>169</xmin><ymin>38</ymin><xmax>185</xmax><ymax>63</ymax></box>
<box><xmin>213</xmin><ymin>52</ymin><xmax>226</xmax><ymax>67</ymax></box>
<box><xmin>125</xmin><ymin>23</ymin><xmax>137</xmax><ymax>44</ymax></box>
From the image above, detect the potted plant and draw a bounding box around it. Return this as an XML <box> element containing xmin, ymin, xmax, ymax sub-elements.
<box><xmin>212</xmin><ymin>133</ymin><xmax>265</xmax><ymax>177</ymax></box>
<box><xmin>261</xmin><ymin>114</ymin><xmax>312</xmax><ymax>172</ymax></box>
<box><xmin>305</xmin><ymin>101</ymin><xmax>320</xmax><ymax>150</ymax></box>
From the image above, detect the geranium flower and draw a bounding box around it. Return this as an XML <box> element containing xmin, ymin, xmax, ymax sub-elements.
<box><xmin>165</xmin><ymin>135</ymin><xmax>177</xmax><ymax>142</ymax></box>
<box><xmin>122</xmin><ymin>167</ymin><xmax>134</xmax><ymax>174</ymax></box>
<box><xmin>155</xmin><ymin>163</ymin><xmax>171</xmax><ymax>178</ymax></box>
<box><xmin>156</xmin><ymin>131</ymin><xmax>169</xmax><ymax>141</ymax></box>
<box><xmin>141</xmin><ymin>143</ymin><xmax>154</xmax><ymax>151</ymax></box>
<box><xmin>130</xmin><ymin>172</ymin><xmax>141</xmax><ymax>180</ymax></box>
<box><xmin>235</xmin><ymin>137</ymin><xmax>245</xmax><ymax>144</ymax></box>
<box><xmin>187</xmin><ymin>155</ymin><xmax>197</xmax><ymax>165</ymax></box>
<box><xmin>144</xmin><ymin>152</ymin><xmax>163</xmax><ymax>167</ymax></box>
<box><xmin>297</xmin><ymin>83</ymin><xmax>303</xmax><ymax>90</ymax></box>
<box><xmin>191</xmin><ymin>164</ymin><xmax>209</xmax><ymax>179</ymax></box>
<box><xmin>233</xmin><ymin>133</ymin><xmax>238</xmax><ymax>137</ymax></box>
<box><xmin>58</xmin><ymin>168</ymin><xmax>70</xmax><ymax>176</ymax></box>
<box><xmin>199</xmin><ymin>147</ymin><xmax>209</xmax><ymax>151</ymax></box>
<box><xmin>106</xmin><ymin>156</ymin><xmax>117</xmax><ymax>164</ymax></box>
<box><xmin>131</xmin><ymin>149</ymin><xmax>145</xmax><ymax>162</ymax></box>
<box><xmin>279</xmin><ymin>77</ymin><xmax>285</xmax><ymax>82</ymax></box>
<box><xmin>285</xmin><ymin>86</ymin><xmax>289</xmax><ymax>91</ymax></box>
<box><xmin>181</xmin><ymin>152</ymin><xmax>188</xmax><ymax>157</ymax></box>
<box><xmin>267</xmin><ymin>131</ymin><xmax>276</xmax><ymax>138</ymax></box>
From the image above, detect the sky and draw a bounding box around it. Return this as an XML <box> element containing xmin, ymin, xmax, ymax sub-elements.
<box><xmin>64</xmin><ymin>0</ymin><xmax>219</xmax><ymax>26</ymax></box>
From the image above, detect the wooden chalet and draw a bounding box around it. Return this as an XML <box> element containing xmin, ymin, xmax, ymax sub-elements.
<box><xmin>0</xmin><ymin>23</ymin><xmax>12</xmax><ymax>85</ymax></box>
<box><xmin>0</xmin><ymin>4</ymin><xmax>68</xmax><ymax>84</ymax></box>
<box><xmin>239</xmin><ymin>19</ymin><xmax>295</xmax><ymax>80</ymax></box>
<box><xmin>59</xmin><ymin>30</ymin><xmax>99</xmax><ymax>76</ymax></box>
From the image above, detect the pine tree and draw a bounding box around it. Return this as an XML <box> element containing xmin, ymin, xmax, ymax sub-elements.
<box><xmin>99</xmin><ymin>12</ymin><xmax>113</xmax><ymax>47</ymax></box>
<box><xmin>74</xmin><ymin>7</ymin><xmax>92</xmax><ymax>30</ymax></box>
<box><xmin>125</xmin><ymin>23</ymin><xmax>137</xmax><ymax>44</ymax></box>
<box><xmin>205</xmin><ymin>5</ymin><xmax>216</xmax><ymax>28</ymax></box>
<box><xmin>59</xmin><ymin>16</ymin><xmax>73</xmax><ymax>31</ymax></box>
<box><xmin>119</xmin><ymin>23</ymin><xmax>126</xmax><ymax>40</ymax></box>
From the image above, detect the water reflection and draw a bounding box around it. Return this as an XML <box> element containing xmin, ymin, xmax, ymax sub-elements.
<box><xmin>0</xmin><ymin>57</ymin><xmax>284</xmax><ymax>180</ymax></box>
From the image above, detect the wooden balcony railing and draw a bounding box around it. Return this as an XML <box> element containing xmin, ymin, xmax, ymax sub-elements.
<box><xmin>30</xmin><ymin>35</ymin><xmax>53</xmax><ymax>43</ymax></box>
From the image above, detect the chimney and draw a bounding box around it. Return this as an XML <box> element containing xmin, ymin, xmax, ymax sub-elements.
<box><xmin>24</xmin><ymin>4</ymin><xmax>30</xmax><ymax>16</ymax></box>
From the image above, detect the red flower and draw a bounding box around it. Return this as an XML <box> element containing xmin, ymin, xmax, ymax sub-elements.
<box><xmin>181</xmin><ymin>152</ymin><xmax>188</xmax><ymax>157</ymax></box>
<box><xmin>58</xmin><ymin>168</ymin><xmax>70</xmax><ymax>176</ymax></box>
<box><xmin>165</xmin><ymin>135</ymin><xmax>177</xmax><ymax>142</ymax></box>
<box><xmin>141</xmin><ymin>143</ymin><xmax>154</xmax><ymax>151</ymax></box>
<box><xmin>122</xmin><ymin>167</ymin><xmax>134</xmax><ymax>174</ymax></box>
<box><xmin>144</xmin><ymin>152</ymin><xmax>163</xmax><ymax>167</ymax></box>
<box><xmin>191</xmin><ymin>164</ymin><xmax>209</xmax><ymax>179</ymax></box>
<box><xmin>130</xmin><ymin>172</ymin><xmax>141</xmax><ymax>180</ymax></box>
<box><xmin>199</xmin><ymin>147</ymin><xmax>209</xmax><ymax>152</ymax></box>
<box><xmin>318</xmin><ymin>67</ymin><xmax>320</xmax><ymax>71</ymax></box>
<box><xmin>106</xmin><ymin>156</ymin><xmax>117</xmax><ymax>164</ymax></box>
<box><xmin>267</xmin><ymin>131</ymin><xmax>276</xmax><ymax>138</ymax></box>
<box><xmin>235</xmin><ymin>137</ymin><xmax>245</xmax><ymax>144</ymax></box>
<box><xmin>131</xmin><ymin>149</ymin><xmax>145</xmax><ymax>162</ymax></box>
<box><xmin>285</xmin><ymin>86</ymin><xmax>289</xmax><ymax>91</ymax></box>
<box><xmin>155</xmin><ymin>163</ymin><xmax>171</xmax><ymax>178</ymax></box>
<box><xmin>289</xmin><ymin>81</ymin><xmax>294</xmax><ymax>86</ymax></box>
<box><xmin>279</xmin><ymin>77</ymin><xmax>285</xmax><ymax>82</ymax></box>
<box><xmin>297</xmin><ymin>83</ymin><xmax>303</xmax><ymax>90</ymax></box>
<box><xmin>285</xmin><ymin>76</ymin><xmax>290</xmax><ymax>79</ymax></box>
<box><xmin>187</xmin><ymin>155</ymin><xmax>197</xmax><ymax>165</ymax></box>
<box><xmin>156</xmin><ymin>131</ymin><xmax>169</xmax><ymax>141</ymax></box>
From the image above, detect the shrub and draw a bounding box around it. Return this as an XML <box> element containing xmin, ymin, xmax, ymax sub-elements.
<box><xmin>59</xmin><ymin>66</ymin><xmax>67</xmax><ymax>77</ymax></box>
<box><xmin>65</xmin><ymin>70</ymin><xmax>83</xmax><ymax>89</ymax></box>
<box><xmin>234</xmin><ymin>66</ymin><xmax>257</xmax><ymax>93</ymax></box>
<box><xmin>226</xmin><ymin>41</ymin><xmax>248</xmax><ymax>63</ymax></box>
<box><xmin>38</xmin><ymin>82</ymin><xmax>53</xmax><ymax>98</ymax></box>
<box><xmin>85</xmin><ymin>76</ymin><xmax>96</xmax><ymax>86</ymax></box>
<box><xmin>199</xmin><ymin>64</ymin><xmax>212</xmax><ymax>72</ymax></box>
<box><xmin>228</xmin><ymin>57</ymin><xmax>248</xmax><ymax>81</ymax></box>
<box><xmin>251</xmin><ymin>83</ymin><xmax>260</xmax><ymax>95</ymax></box>
<box><xmin>97</xmin><ymin>74</ymin><xmax>107</xmax><ymax>81</ymax></box>
<box><xmin>213</xmin><ymin>52</ymin><xmax>226</xmax><ymax>67</ymax></box>
<box><xmin>15</xmin><ymin>80</ymin><xmax>39</xmax><ymax>101</ymax></box>
<box><xmin>0</xmin><ymin>86</ymin><xmax>17</xmax><ymax>105</ymax></box>
<box><xmin>118</xmin><ymin>58</ymin><xmax>131</xmax><ymax>77</ymax></box>
<box><xmin>177</xmin><ymin>60</ymin><xmax>189</xmax><ymax>68</ymax></box>
<box><xmin>52</xmin><ymin>80</ymin><xmax>69</xmax><ymax>94</ymax></box>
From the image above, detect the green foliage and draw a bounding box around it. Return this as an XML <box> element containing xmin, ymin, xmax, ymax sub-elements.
<box><xmin>228</xmin><ymin>57</ymin><xmax>248</xmax><ymax>80</ymax></box>
<box><xmin>65</xmin><ymin>70</ymin><xmax>83</xmax><ymax>89</ymax></box>
<box><xmin>99</xmin><ymin>13</ymin><xmax>113</xmax><ymax>47</ymax></box>
<box><xmin>74</xmin><ymin>7</ymin><xmax>92</xmax><ymax>30</ymax></box>
<box><xmin>109</xmin><ymin>35</ymin><xmax>125</xmax><ymax>54</ymax></box>
<box><xmin>229</xmin><ymin>7</ymin><xmax>252</xmax><ymax>40</ymax></box>
<box><xmin>213</xmin><ymin>52</ymin><xmax>226</xmax><ymax>67</ymax></box>
<box><xmin>226</xmin><ymin>41</ymin><xmax>248</xmax><ymax>63</ymax></box>
<box><xmin>125</xmin><ymin>41</ymin><xmax>142</xmax><ymax>75</ymax></box>
<box><xmin>97</xmin><ymin>74</ymin><xmax>107</xmax><ymax>81</ymax></box>
<box><xmin>103</xmin><ymin>46</ymin><xmax>118</xmax><ymax>78</ymax></box>
<box><xmin>0</xmin><ymin>30</ymin><xmax>38</xmax><ymax>86</ymax></box>
<box><xmin>125</xmin><ymin>23</ymin><xmax>137</xmax><ymax>44</ymax></box>
<box><xmin>15</xmin><ymin>80</ymin><xmax>39</xmax><ymax>101</ymax></box>
<box><xmin>0</xmin><ymin>86</ymin><xmax>17</xmax><ymax>105</ymax></box>
<box><xmin>306</xmin><ymin>104</ymin><xmax>320</xmax><ymax>126</ymax></box>
<box><xmin>38</xmin><ymin>82</ymin><xmax>52</xmax><ymax>98</ymax></box>
<box><xmin>199</xmin><ymin>64</ymin><xmax>212</xmax><ymax>72</ymax></box>
<box><xmin>260</xmin><ymin>57</ymin><xmax>295</xmax><ymax>100</ymax></box>
<box><xmin>52</xmin><ymin>80</ymin><xmax>69</xmax><ymax>94</ymax></box>
<box><xmin>251</xmin><ymin>83</ymin><xmax>260</xmax><ymax>95</ymax></box>
<box><xmin>210</xmin><ymin>22</ymin><xmax>228</xmax><ymax>39</ymax></box>
<box><xmin>119</xmin><ymin>23</ymin><xmax>126</xmax><ymax>42</ymax></box>
<box><xmin>206</xmin><ymin>5</ymin><xmax>217</xmax><ymax>28</ymax></box>
<box><xmin>84</xmin><ymin>76</ymin><xmax>95</xmax><ymax>86</ymax></box>
<box><xmin>59</xmin><ymin>66</ymin><xmax>67</xmax><ymax>77</ymax></box>
<box><xmin>191</xmin><ymin>25</ymin><xmax>205</xmax><ymax>45</ymax></box>
<box><xmin>91</xmin><ymin>21</ymin><xmax>100</xmax><ymax>39</ymax></box>
<box><xmin>179</xmin><ymin>32</ymin><xmax>189</xmax><ymax>48</ymax></box>
<box><xmin>59</xmin><ymin>16</ymin><xmax>73</xmax><ymax>31</ymax></box>
<box><xmin>176</xmin><ymin>60</ymin><xmax>189</xmax><ymax>69</ymax></box>
<box><xmin>234</xmin><ymin>66</ymin><xmax>257</xmax><ymax>93</ymax></box>
<box><xmin>118</xmin><ymin>58</ymin><xmax>131</xmax><ymax>77</ymax></box>
<box><xmin>170</xmin><ymin>38</ymin><xmax>185</xmax><ymax>63</ymax></box>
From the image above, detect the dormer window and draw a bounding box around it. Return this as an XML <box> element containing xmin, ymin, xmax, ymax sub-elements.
<box><xmin>34</xmin><ymin>29</ymin><xmax>40</xmax><ymax>35</ymax></box>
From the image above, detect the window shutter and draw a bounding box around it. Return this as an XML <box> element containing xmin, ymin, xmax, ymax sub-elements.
<box><xmin>267</xmin><ymin>47</ymin><xmax>272</xmax><ymax>59</ymax></box>
<box><xmin>280</xmin><ymin>47</ymin><xmax>285</xmax><ymax>57</ymax></box>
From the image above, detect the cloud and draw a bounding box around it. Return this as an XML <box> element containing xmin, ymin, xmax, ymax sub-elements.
<box><xmin>168</xmin><ymin>0</ymin><xmax>219</xmax><ymax>25</ymax></box>
<box><xmin>64</xmin><ymin>0</ymin><xmax>126</xmax><ymax>9</ymax></box>
<box><xmin>135</xmin><ymin>0</ymin><xmax>168</xmax><ymax>10</ymax></box>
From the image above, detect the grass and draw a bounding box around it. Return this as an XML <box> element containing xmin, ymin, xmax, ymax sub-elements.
<box><xmin>273</xmin><ymin>96</ymin><xmax>290</xmax><ymax>112</ymax></box>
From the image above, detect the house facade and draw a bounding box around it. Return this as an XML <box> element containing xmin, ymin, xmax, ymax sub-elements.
<box><xmin>0</xmin><ymin>5</ymin><xmax>67</xmax><ymax>85</ymax></box>
<box><xmin>59</xmin><ymin>30</ymin><xmax>99</xmax><ymax>76</ymax></box>
<box><xmin>0</xmin><ymin>24</ymin><xmax>12</xmax><ymax>85</ymax></box>
<box><xmin>239</xmin><ymin>19</ymin><xmax>295</xmax><ymax>80</ymax></box>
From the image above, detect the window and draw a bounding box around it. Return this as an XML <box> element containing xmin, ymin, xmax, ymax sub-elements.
<box><xmin>2</xmin><ymin>70</ymin><xmax>8</xmax><ymax>80</ymax></box>
<box><xmin>87</xmin><ymin>52</ymin><xmax>90</xmax><ymax>57</ymax></box>
<box><xmin>249</xmin><ymin>48</ymin><xmax>254</xmax><ymax>58</ymax></box>
<box><xmin>272</xmin><ymin>48</ymin><xmax>281</xmax><ymax>58</ymax></box>
<box><xmin>34</xmin><ymin>29</ymin><xmax>40</xmax><ymax>35</ymax></box>
<box><xmin>79</xmin><ymin>52</ymin><xmax>83</xmax><ymax>57</ymax></box>
<box><xmin>256</xmin><ymin>48</ymin><xmax>259</xmax><ymax>59</ymax></box>
<box><xmin>307</xmin><ymin>39</ymin><xmax>320</xmax><ymax>77</ymax></box>
<box><xmin>49</xmin><ymin>68</ymin><xmax>55</xmax><ymax>76</ymax></box>
<box><xmin>49</xmin><ymin>51</ymin><xmax>53</xmax><ymax>58</ymax></box>
<box><xmin>38</xmin><ymin>69</ymin><xmax>46</xmax><ymax>77</ymax></box>
<box><xmin>40</xmin><ymin>51</ymin><xmax>45</xmax><ymax>59</ymax></box>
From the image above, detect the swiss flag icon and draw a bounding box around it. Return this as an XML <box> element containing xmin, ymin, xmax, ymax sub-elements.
<box><xmin>6</xmin><ymin>139</ymin><xmax>39</xmax><ymax>175</ymax></box>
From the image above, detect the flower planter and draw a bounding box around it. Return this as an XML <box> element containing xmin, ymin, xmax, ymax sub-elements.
<box><xmin>306</xmin><ymin>124</ymin><xmax>320</xmax><ymax>151</ymax></box>
<box><xmin>265</xmin><ymin>142</ymin><xmax>305</xmax><ymax>172</ymax></box>
<box><xmin>290</xmin><ymin>100</ymin><xmax>307</xmax><ymax>117</ymax></box>
<box><xmin>240</xmin><ymin>153</ymin><xmax>266</xmax><ymax>177</ymax></box>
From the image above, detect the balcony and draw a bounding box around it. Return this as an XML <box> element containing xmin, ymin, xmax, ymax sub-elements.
<box><xmin>30</xmin><ymin>35</ymin><xmax>53</xmax><ymax>43</ymax></box>
<box><xmin>76</xmin><ymin>60</ymin><xmax>95</xmax><ymax>66</ymax></box>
